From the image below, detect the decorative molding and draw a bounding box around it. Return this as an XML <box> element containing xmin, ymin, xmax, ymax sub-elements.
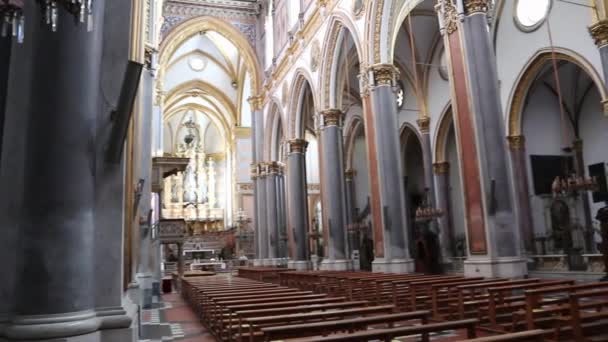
<box><xmin>433</xmin><ymin>162</ymin><xmax>450</xmax><ymax>174</ymax></box>
<box><xmin>310</xmin><ymin>40</ymin><xmax>321</xmax><ymax>72</ymax></box>
<box><xmin>589</xmin><ymin>19</ymin><xmax>608</xmax><ymax>48</ymax></box>
<box><xmin>507</xmin><ymin>135</ymin><xmax>526</xmax><ymax>150</ymax></box>
<box><xmin>320</xmin><ymin>109</ymin><xmax>344</xmax><ymax>127</ymax></box>
<box><xmin>247</xmin><ymin>96</ymin><xmax>263</xmax><ymax>111</ymax></box>
<box><xmin>238</xmin><ymin>183</ymin><xmax>254</xmax><ymax>191</ymax></box>
<box><xmin>417</xmin><ymin>117</ymin><xmax>431</xmax><ymax>134</ymax></box>
<box><xmin>234</xmin><ymin>126</ymin><xmax>251</xmax><ymax>138</ymax></box>
<box><xmin>369</xmin><ymin>63</ymin><xmax>400</xmax><ymax>86</ymax></box>
<box><xmin>464</xmin><ymin>0</ymin><xmax>489</xmax><ymax>15</ymax></box>
<box><xmin>266</xmin><ymin>161</ymin><xmax>281</xmax><ymax>175</ymax></box>
<box><xmin>603</xmin><ymin>99</ymin><xmax>608</xmax><ymax>116</ymax></box>
<box><xmin>250</xmin><ymin>163</ymin><xmax>258</xmax><ymax>179</ymax></box>
<box><xmin>287</xmin><ymin>139</ymin><xmax>309</xmax><ymax>154</ymax></box>
<box><xmin>436</xmin><ymin>0</ymin><xmax>459</xmax><ymax>35</ymax></box>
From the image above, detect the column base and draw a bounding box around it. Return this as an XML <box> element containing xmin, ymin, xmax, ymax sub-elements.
<box><xmin>463</xmin><ymin>257</ymin><xmax>528</xmax><ymax>278</ymax></box>
<box><xmin>319</xmin><ymin>259</ymin><xmax>353</xmax><ymax>271</ymax></box>
<box><xmin>288</xmin><ymin>260</ymin><xmax>311</xmax><ymax>270</ymax></box>
<box><xmin>372</xmin><ymin>258</ymin><xmax>415</xmax><ymax>273</ymax></box>
<box><xmin>135</xmin><ymin>273</ymin><xmax>157</xmax><ymax>309</ymax></box>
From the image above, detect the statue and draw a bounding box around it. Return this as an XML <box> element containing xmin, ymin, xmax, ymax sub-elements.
<box><xmin>596</xmin><ymin>202</ymin><xmax>608</xmax><ymax>281</ymax></box>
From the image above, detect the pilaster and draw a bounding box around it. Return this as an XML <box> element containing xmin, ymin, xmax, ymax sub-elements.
<box><xmin>286</xmin><ymin>139</ymin><xmax>311</xmax><ymax>269</ymax></box>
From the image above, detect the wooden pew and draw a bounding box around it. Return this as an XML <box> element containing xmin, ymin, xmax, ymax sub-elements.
<box><xmin>237</xmin><ymin>305</ymin><xmax>395</xmax><ymax>342</ymax></box>
<box><xmin>462</xmin><ymin>330</ymin><xmax>546</xmax><ymax>342</ymax></box>
<box><xmin>280</xmin><ymin>318</ymin><xmax>479</xmax><ymax>342</ymax></box>
<box><xmin>261</xmin><ymin>310</ymin><xmax>431</xmax><ymax>342</ymax></box>
<box><xmin>559</xmin><ymin>287</ymin><xmax>608</xmax><ymax>341</ymax></box>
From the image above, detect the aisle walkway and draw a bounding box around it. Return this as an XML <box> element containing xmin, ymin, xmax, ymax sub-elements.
<box><xmin>140</xmin><ymin>293</ymin><xmax>216</xmax><ymax>342</ymax></box>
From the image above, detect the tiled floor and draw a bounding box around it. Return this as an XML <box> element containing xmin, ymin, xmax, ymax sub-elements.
<box><xmin>140</xmin><ymin>293</ymin><xmax>216</xmax><ymax>342</ymax></box>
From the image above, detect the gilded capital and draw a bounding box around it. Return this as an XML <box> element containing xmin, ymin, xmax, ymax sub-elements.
<box><xmin>247</xmin><ymin>96</ymin><xmax>264</xmax><ymax>111</ymax></box>
<box><xmin>369</xmin><ymin>64</ymin><xmax>400</xmax><ymax>86</ymax></box>
<box><xmin>589</xmin><ymin>19</ymin><xmax>608</xmax><ymax>48</ymax></box>
<box><xmin>345</xmin><ymin>169</ymin><xmax>356</xmax><ymax>180</ymax></box>
<box><xmin>257</xmin><ymin>162</ymin><xmax>268</xmax><ymax>177</ymax></box>
<box><xmin>507</xmin><ymin>135</ymin><xmax>526</xmax><ymax>150</ymax></box>
<box><xmin>464</xmin><ymin>0</ymin><xmax>489</xmax><ymax>15</ymax></box>
<box><xmin>320</xmin><ymin>109</ymin><xmax>344</xmax><ymax>127</ymax></box>
<box><xmin>267</xmin><ymin>161</ymin><xmax>281</xmax><ymax>175</ymax></box>
<box><xmin>417</xmin><ymin>117</ymin><xmax>431</xmax><ymax>134</ymax></box>
<box><xmin>250</xmin><ymin>163</ymin><xmax>259</xmax><ymax>179</ymax></box>
<box><xmin>433</xmin><ymin>162</ymin><xmax>450</xmax><ymax>174</ymax></box>
<box><xmin>287</xmin><ymin>139</ymin><xmax>309</xmax><ymax>154</ymax></box>
<box><xmin>435</xmin><ymin>1</ymin><xmax>459</xmax><ymax>35</ymax></box>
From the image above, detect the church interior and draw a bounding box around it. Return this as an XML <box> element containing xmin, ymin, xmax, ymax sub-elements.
<box><xmin>2</xmin><ymin>0</ymin><xmax>608</xmax><ymax>341</ymax></box>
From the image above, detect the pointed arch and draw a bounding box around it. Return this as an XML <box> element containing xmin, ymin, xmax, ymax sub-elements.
<box><xmin>158</xmin><ymin>16</ymin><xmax>262</xmax><ymax>95</ymax></box>
<box><xmin>319</xmin><ymin>13</ymin><xmax>364</xmax><ymax>109</ymax></box>
<box><xmin>433</xmin><ymin>103</ymin><xmax>453</xmax><ymax>163</ymax></box>
<box><xmin>507</xmin><ymin>47</ymin><xmax>608</xmax><ymax>136</ymax></box>
<box><xmin>287</xmin><ymin>69</ymin><xmax>319</xmax><ymax>139</ymax></box>
<box><xmin>343</xmin><ymin>115</ymin><xmax>365</xmax><ymax>170</ymax></box>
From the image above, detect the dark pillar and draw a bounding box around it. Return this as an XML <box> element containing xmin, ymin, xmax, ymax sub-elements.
<box><xmin>437</xmin><ymin>0</ymin><xmax>525</xmax><ymax>277</ymax></box>
<box><xmin>363</xmin><ymin>64</ymin><xmax>414</xmax><ymax>273</ymax></box>
<box><xmin>507</xmin><ymin>135</ymin><xmax>535</xmax><ymax>254</ymax></box>
<box><xmin>319</xmin><ymin>109</ymin><xmax>351</xmax><ymax>270</ymax></box>
<box><xmin>287</xmin><ymin>139</ymin><xmax>311</xmax><ymax>270</ymax></box>
<box><xmin>573</xmin><ymin>139</ymin><xmax>595</xmax><ymax>253</ymax></box>
<box><xmin>266</xmin><ymin>162</ymin><xmax>280</xmax><ymax>262</ymax></box>
<box><xmin>7</xmin><ymin>1</ymin><xmax>105</xmax><ymax>339</ymax></box>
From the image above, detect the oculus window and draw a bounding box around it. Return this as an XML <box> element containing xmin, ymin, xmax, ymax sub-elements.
<box><xmin>188</xmin><ymin>57</ymin><xmax>206</xmax><ymax>72</ymax></box>
<box><xmin>514</xmin><ymin>0</ymin><xmax>551</xmax><ymax>32</ymax></box>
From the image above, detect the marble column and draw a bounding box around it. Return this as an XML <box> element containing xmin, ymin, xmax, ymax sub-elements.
<box><xmin>249</xmin><ymin>96</ymin><xmax>265</xmax><ymax>265</ymax></box>
<box><xmin>572</xmin><ymin>139</ymin><xmax>595</xmax><ymax>253</ymax></box>
<box><xmin>287</xmin><ymin>139</ymin><xmax>311</xmax><ymax>270</ymax></box>
<box><xmin>319</xmin><ymin>109</ymin><xmax>351</xmax><ymax>270</ymax></box>
<box><xmin>437</xmin><ymin>0</ymin><xmax>525</xmax><ymax>277</ymax></box>
<box><xmin>266</xmin><ymin>162</ymin><xmax>280</xmax><ymax>263</ymax></box>
<box><xmin>257</xmin><ymin>163</ymin><xmax>269</xmax><ymax>264</ymax></box>
<box><xmin>177</xmin><ymin>243</ymin><xmax>184</xmax><ymax>291</ymax></box>
<box><xmin>278</xmin><ymin>166</ymin><xmax>288</xmax><ymax>258</ymax></box>
<box><xmin>5</xmin><ymin>1</ymin><xmax>108</xmax><ymax>339</ymax></box>
<box><xmin>363</xmin><ymin>64</ymin><xmax>414</xmax><ymax>273</ymax></box>
<box><xmin>588</xmin><ymin>19</ymin><xmax>608</xmax><ymax>114</ymax></box>
<box><xmin>433</xmin><ymin>162</ymin><xmax>454</xmax><ymax>261</ymax></box>
<box><xmin>344</xmin><ymin>169</ymin><xmax>356</xmax><ymax>257</ymax></box>
<box><xmin>507</xmin><ymin>136</ymin><xmax>535</xmax><ymax>254</ymax></box>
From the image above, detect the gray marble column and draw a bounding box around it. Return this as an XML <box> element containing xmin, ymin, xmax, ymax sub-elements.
<box><xmin>287</xmin><ymin>139</ymin><xmax>311</xmax><ymax>270</ymax></box>
<box><xmin>433</xmin><ymin>162</ymin><xmax>453</xmax><ymax>260</ymax></box>
<box><xmin>6</xmin><ymin>1</ymin><xmax>104</xmax><ymax>339</ymax></box>
<box><xmin>266</xmin><ymin>162</ymin><xmax>280</xmax><ymax>262</ymax></box>
<box><xmin>436</xmin><ymin>1</ymin><xmax>525</xmax><ymax>277</ymax></box>
<box><xmin>588</xmin><ymin>20</ymin><xmax>608</xmax><ymax>106</ymax></box>
<box><xmin>257</xmin><ymin>163</ymin><xmax>269</xmax><ymax>263</ymax></box>
<box><xmin>319</xmin><ymin>109</ymin><xmax>351</xmax><ymax>270</ymax></box>
<box><xmin>344</xmin><ymin>169</ymin><xmax>356</xmax><ymax>257</ymax></box>
<box><xmin>365</xmin><ymin>64</ymin><xmax>414</xmax><ymax>273</ymax></box>
<box><xmin>278</xmin><ymin>166</ymin><xmax>288</xmax><ymax>258</ymax></box>
<box><xmin>249</xmin><ymin>96</ymin><xmax>265</xmax><ymax>264</ymax></box>
<box><xmin>507</xmin><ymin>136</ymin><xmax>535</xmax><ymax>254</ymax></box>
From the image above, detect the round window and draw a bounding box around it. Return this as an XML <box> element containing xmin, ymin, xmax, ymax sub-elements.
<box><xmin>188</xmin><ymin>57</ymin><xmax>206</xmax><ymax>71</ymax></box>
<box><xmin>514</xmin><ymin>0</ymin><xmax>551</xmax><ymax>32</ymax></box>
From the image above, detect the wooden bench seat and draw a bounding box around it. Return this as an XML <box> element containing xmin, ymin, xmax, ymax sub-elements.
<box><xmin>280</xmin><ymin>318</ymin><xmax>478</xmax><ymax>342</ymax></box>
<box><xmin>261</xmin><ymin>310</ymin><xmax>431</xmax><ymax>341</ymax></box>
<box><xmin>462</xmin><ymin>330</ymin><xmax>546</xmax><ymax>342</ymax></box>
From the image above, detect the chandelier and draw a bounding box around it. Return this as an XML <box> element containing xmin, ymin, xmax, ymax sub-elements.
<box><xmin>1</xmin><ymin>0</ymin><xmax>93</xmax><ymax>43</ymax></box>
<box><xmin>415</xmin><ymin>190</ymin><xmax>443</xmax><ymax>223</ymax></box>
<box><xmin>552</xmin><ymin>174</ymin><xmax>599</xmax><ymax>198</ymax></box>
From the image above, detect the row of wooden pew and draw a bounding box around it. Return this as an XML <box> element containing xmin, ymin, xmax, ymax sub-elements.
<box><xmin>182</xmin><ymin>272</ymin><xmax>553</xmax><ymax>341</ymax></box>
<box><xmin>276</xmin><ymin>270</ymin><xmax>608</xmax><ymax>341</ymax></box>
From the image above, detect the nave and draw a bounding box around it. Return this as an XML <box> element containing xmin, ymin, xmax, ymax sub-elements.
<box><xmin>173</xmin><ymin>268</ymin><xmax>608</xmax><ymax>341</ymax></box>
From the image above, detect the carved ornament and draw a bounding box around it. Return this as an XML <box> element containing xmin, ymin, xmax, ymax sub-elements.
<box><xmin>417</xmin><ymin>117</ymin><xmax>431</xmax><ymax>134</ymax></box>
<box><xmin>433</xmin><ymin>162</ymin><xmax>450</xmax><ymax>174</ymax></box>
<box><xmin>507</xmin><ymin>135</ymin><xmax>526</xmax><ymax>150</ymax></box>
<box><xmin>320</xmin><ymin>109</ymin><xmax>344</xmax><ymax>127</ymax></box>
<box><xmin>247</xmin><ymin>96</ymin><xmax>264</xmax><ymax>111</ymax></box>
<box><xmin>589</xmin><ymin>19</ymin><xmax>608</xmax><ymax>48</ymax></box>
<box><xmin>287</xmin><ymin>139</ymin><xmax>309</xmax><ymax>154</ymax></box>
<box><xmin>464</xmin><ymin>0</ymin><xmax>489</xmax><ymax>15</ymax></box>
<box><xmin>603</xmin><ymin>99</ymin><xmax>608</xmax><ymax>116</ymax></box>
<box><xmin>436</xmin><ymin>0</ymin><xmax>459</xmax><ymax>35</ymax></box>
<box><xmin>266</xmin><ymin>161</ymin><xmax>281</xmax><ymax>175</ymax></box>
<box><xmin>250</xmin><ymin>163</ymin><xmax>258</xmax><ymax>179</ymax></box>
<box><xmin>369</xmin><ymin>64</ymin><xmax>400</xmax><ymax>86</ymax></box>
